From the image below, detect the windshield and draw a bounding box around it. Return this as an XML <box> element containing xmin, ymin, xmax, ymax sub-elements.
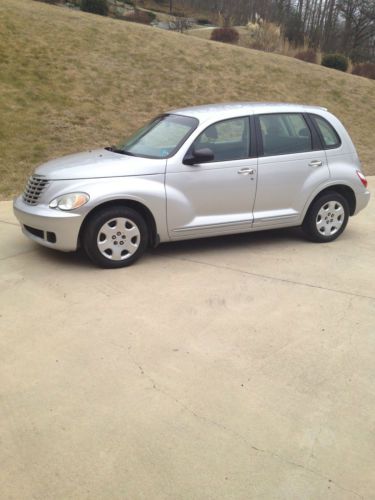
<box><xmin>117</xmin><ymin>114</ymin><xmax>199</xmax><ymax>159</ymax></box>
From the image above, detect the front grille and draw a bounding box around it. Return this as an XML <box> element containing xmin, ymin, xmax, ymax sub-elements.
<box><xmin>23</xmin><ymin>175</ymin><xmax>49</xmax><ymax>205</ymax></box>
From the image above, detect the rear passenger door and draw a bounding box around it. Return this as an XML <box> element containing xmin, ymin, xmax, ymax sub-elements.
<box><xmin>253</xmin><ymin>112</ymin><xmax>328</xmax><ymax>228</ymax></box>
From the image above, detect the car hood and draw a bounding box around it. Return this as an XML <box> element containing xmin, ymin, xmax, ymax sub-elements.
<box><xmin>34</xmin><ymin>149</ymin><xmax>167</xmax><ymax>180</ymax></box>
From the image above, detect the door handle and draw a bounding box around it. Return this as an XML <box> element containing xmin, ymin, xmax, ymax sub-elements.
<box><xmin>238</xmin><ymin>168</ymin><xmax>255</xmax><ymax>175</ymax></box>
<box><xmin>309</xmin><ymin>160</ymin><xmax>323</xmax><ymax>167</ymax></box>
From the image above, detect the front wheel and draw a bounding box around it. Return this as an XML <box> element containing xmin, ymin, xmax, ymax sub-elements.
<box><xmin>303</xmin><ymin>192</ymin><xmax>349</xmax><ymax>243</ymax></box>
<box><xmin>82</xmin><ymin>206</ymin><xmax>148</xmax><ymax>268</ymax></box>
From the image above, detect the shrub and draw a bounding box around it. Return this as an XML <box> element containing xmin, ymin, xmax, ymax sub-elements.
<box><xmin>352</xmin><ymin>62</ymin><xmax>375</xmax><ymax>80</ymax></box>
<box><xmin>80</xmin><ymin>0</ymin><xmax>108</xmax><ymax>16</ymax></box>
<box><xmin>125</xmin><ymin>10</ymin><xmax>155</xmax><ymax>25</ymax></box>
<box><xmin>294</xmin><ymin>49</ymin><xmax>317</xmax><ymax>64</ymax></box>
<box><xmin>210</xmin><ymin>27</ymin><xmax>239</xmax><ymax>45</ymax></box>
<box><xmin>321</xmin><ymin>53</ymin><xmax>349</xmax><ymax>72</ymax></box>
<box><xmin>246</xmin><ymin>21</ymin><xmax>281</xmax><ymax>52</ymax></box>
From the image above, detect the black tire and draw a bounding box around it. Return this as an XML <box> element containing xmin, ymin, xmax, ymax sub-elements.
<box><xmin>303</xmin><ymin>191</ymin><xmax>349</xmax><ymax>243</ymax></box>
<box><xmin>82</xmin><ymin>206</ymin><xmax>148</xmax><ymax>268</ymax></box>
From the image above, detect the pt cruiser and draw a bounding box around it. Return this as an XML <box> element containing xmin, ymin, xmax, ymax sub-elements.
<box><xmin>14</xmin><ymin>103</ymin><xmax>370</xmax><ymax>268</ymax></box>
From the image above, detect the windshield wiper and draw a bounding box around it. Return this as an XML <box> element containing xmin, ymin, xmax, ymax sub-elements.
<box><xmin>105</xmin><ymin>146</ymin><xmax>136</xmax><ymax>156</ymax></box>
<box><xmin>105</xmin><ymin>146</ymin><xmax>127</xmax><ymax>155</ymax></box>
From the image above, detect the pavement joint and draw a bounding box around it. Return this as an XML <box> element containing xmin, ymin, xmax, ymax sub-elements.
<box><xmin>174</xmin><ymin>256</ymin><xmax>375</xmax><ymax>302</ymax></box>
<box><xmin>0</xmin><ymin>249</ymin><xmax>37</xmax><ymax>261</ymax></box>
<box><xmin>0</xmin><ymin>219</ymin><xmax>18</xmax><ymax>227</ymax></box>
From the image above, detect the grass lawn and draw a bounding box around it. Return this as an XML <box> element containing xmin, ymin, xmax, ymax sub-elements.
<box><xmin>1</xmin><ymin>0</ymin><xmax>374</xmax><ymax>199</ymax></box>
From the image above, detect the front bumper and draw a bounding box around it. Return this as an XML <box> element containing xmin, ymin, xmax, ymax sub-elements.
<box><xmin>13</xmin><ymin>196</ymin><xmax>84</xmax><ymax>252</ymax></box>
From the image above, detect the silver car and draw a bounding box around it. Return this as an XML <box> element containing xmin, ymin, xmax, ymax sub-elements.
<box><xmin>14</xmin><ymin>103</ymin><xmax>370</xmax><ymax>268</ymax></box>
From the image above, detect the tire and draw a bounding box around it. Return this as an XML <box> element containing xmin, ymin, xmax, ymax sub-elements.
<box><xmin>82</xmin><ymin>206</ymin><xmax>148</xmax><ymax>268</ymax></box>
<box><xmin>303</xmin><ymin>191</ymin><xmax>349</xmax><ymax>243</ymax></box>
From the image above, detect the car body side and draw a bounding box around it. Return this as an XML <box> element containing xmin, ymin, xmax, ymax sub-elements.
<box><xmin>13</xmin><ymin>103</ymin><xmax>370</xmax><ymax>252</ymax></box>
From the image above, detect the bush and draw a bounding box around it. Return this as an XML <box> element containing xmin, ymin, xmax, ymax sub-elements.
<box><xmin>321</xmin><ymin>53</ymin><xmax>349</xmax><ymax>72</ymax></box>
<box><xmin>352</xmin><ymin>62</ymin><xmax>375</xmax><ymax>80</ymax></box>
<box><xmin>294</xmin><ymin>49</ymin><xmax>317</xmax><ymax>64</ymax></box>
<box><xmin>210</xmin><ymin>27</ymin><xmax>239</xmax><ymax>45</ymax></box>
<box><xmin>246</xmin><ymin>21</ymin><xmax>281</xmax><ymax>52</ymax></box>
<box><xmin>125</xmin><ymin>10</ymin><xmax>156</xmax><ymax>25</ymax></box>
<box><xmin>80</xmin><ymin>0</ymin><xmax>108</xmax><ymax>16</ymax></box>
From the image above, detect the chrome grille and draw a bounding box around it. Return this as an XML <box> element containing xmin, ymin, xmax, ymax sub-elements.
<box><xmin>22</xmin><ymin>175</ymin><xmax>49</xmax><ymax>205</ymax></box>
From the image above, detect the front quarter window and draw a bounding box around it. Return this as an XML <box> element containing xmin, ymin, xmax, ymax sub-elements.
<box><xmin>117</xmin><ymin>114</ymin><xmax>198</xmax><ymax>159</ymax></box>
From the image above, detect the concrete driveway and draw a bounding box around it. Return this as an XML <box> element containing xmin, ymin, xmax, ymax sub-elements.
<box><xmin>1</xmin><ymin>184</ymin><xmax>374</xmax><ymax>500</ymax></box>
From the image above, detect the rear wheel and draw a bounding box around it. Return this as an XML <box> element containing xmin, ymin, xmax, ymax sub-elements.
<box><xmin>303</xmin><ymin>191</ymin><xmax>349</xmax><ymax>243</ymax></box>
<box><xmin>82</xmin><ymin>206</ymin><xmax>148</xmax><ymax>268</ymax></box>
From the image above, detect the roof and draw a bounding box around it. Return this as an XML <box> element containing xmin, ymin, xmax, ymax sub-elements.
<box><xmin>169</xmin><ymin>102</ymin><xmax>328</xmax><ymax>122</ymax></box>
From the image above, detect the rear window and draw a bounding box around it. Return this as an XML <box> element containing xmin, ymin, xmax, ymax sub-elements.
<box><xmin>310</xmin><ymin>114</ymin><xmax>341</xmax><ymax>149</ymax></box>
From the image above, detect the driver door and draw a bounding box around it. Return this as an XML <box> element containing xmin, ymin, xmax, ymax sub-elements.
<box><xmin>165</xmin><ymin>116</ymin><xmax>258</xmax><ymax>239</ymax></box>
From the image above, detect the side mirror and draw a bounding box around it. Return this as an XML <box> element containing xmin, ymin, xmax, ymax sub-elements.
<box><xmin>183</xmin><ymin>147</ymin><xmax>214</xmax><ymax>165</ymax></box>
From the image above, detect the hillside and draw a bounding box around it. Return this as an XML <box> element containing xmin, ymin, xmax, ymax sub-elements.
<box><xmin>1</xmin><ymin>0</ymin><xmax>374</xmax><ymax>199</ymax></box>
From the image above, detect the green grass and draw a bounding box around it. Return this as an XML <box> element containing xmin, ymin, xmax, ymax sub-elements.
<box><xmin>1</xmin><ymin>0</ymin><xmax>375</xmax><ymax>199</ymax></box>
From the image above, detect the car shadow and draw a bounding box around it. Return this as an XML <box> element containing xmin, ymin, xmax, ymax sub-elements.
<box><xmin>37</xmin><ymin>246</ymin><xmax>93</xmax><ymax>268</ymax></box>
<box><xmin>151</xmin><ymin>226</ymin><xmax>306</xmax><ymax>259</ymax></box>
<box><xmin>35</xmin><ymin>226</ymin><xmax>306</xmax><ymax>269</ymax></box>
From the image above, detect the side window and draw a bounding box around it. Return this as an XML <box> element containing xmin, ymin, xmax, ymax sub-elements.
<box><xmin>310</xmin><ymin>115</ymin><xmax>341</xmax><ymax>148</ymax></box>
<box><xmin>193</xmin><ymin>117</ymin><xmax>250</xmax><ymax>162</ymax></box>
<box><xmin>259</xmin><ymin>113</ymin><xmax>313</xmax><ymax>156</ymax></box>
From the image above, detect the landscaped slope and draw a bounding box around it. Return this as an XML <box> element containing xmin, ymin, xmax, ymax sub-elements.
<box><xmin>1</xmin><ymin>0</ymin><xmax>374</xmax><ymax>198</ymax></box>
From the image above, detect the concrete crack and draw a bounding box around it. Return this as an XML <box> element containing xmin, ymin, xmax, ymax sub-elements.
<box><xmin>124</xmin><ymin>344</ymin><xmax>364</xmax><ymax>499</ymax></box>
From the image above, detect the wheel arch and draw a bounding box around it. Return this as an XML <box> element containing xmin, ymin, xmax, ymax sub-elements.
<box><xmin>79</xmin><ymin>199</ymin><xmax>159</xmax><ymax>248</ymax></box>
<box><xmin>303</xmin><ymin>184</ymin><xmax>356</xmax><ymax>222</ymax></box>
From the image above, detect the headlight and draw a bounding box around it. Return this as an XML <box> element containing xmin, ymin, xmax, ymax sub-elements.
<box><xmin>49</xmin><ymin>192</ymin><xmax>90</xmax><ymax>211</ymax></box>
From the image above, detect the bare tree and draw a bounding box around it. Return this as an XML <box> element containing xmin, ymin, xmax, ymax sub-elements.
<box><xmin>171</xmin><ymin>0</ymin><xmax>375</xmax><ymax>60</ymax></box>
<box><xmin>168</xmin><ymin>14</ymin><xmax>193</xmax><ymax>32</ymax></box>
